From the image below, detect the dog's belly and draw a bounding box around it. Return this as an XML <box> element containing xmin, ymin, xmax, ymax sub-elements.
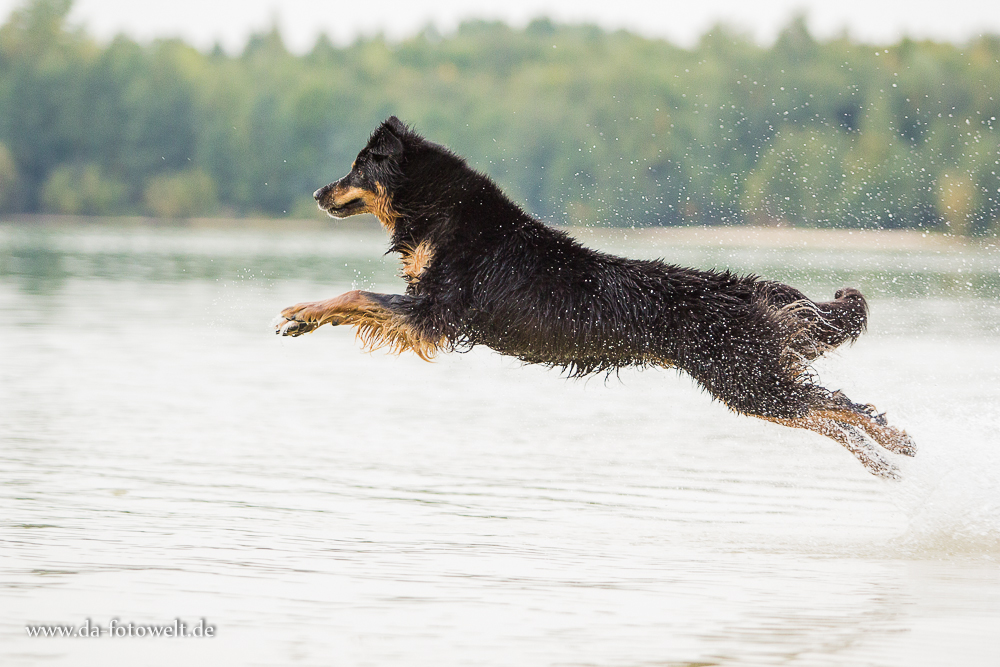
<box><xmin>465</xmin><ymin>312</ymin><xmax>671</xmax><ymax>372</ymax></box>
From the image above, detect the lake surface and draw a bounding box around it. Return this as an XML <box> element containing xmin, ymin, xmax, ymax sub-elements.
<box><xmin>2</xmin><ymin>220</ymin><xmax>999</xmax><ymax>666</ymax></box>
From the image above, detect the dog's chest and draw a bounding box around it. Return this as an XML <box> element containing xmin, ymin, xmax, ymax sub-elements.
<box><xmin>400</xmin><ymin>240</ymin><xmax>435</xmax><ymax>284</ymax></box>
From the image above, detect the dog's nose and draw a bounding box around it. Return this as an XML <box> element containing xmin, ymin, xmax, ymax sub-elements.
<box><xmin>313</xmin><ymin>187</ymin><xmax>324</xmax><ymax>201</ymax></box>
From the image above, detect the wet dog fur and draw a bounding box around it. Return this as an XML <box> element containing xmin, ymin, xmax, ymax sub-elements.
<box><xmin>277</xmin><ymin>117</ymin><xmax>915</xmax><ymax>478</ymax></box>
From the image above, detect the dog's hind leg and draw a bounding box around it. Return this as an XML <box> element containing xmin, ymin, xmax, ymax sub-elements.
<box><xmin>811</xmin><ymin>394</ymin><xmax>917</xmax><ymax>457</ymax></box>
<box><xmin>765</xmin><ymin>413</ymin><xmax>901</xmax><ymax>479</ymax></box>
<box><xmin>276</xmin><ymin>290</ymin><xmax>444</xmax><ymax>360</ymax></box>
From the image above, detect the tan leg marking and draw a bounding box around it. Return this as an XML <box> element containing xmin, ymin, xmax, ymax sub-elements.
<box><xmin>810</xmin><ymin>408</ymin><xmax>916</xmax><ymax>456</ymax></box>
<box><xmin>762</xmin><ymin>411</ymin><xmax>902</xmax><ymax>479</ymax></box>
<box><xmin>277</xmin><ymin>290</ymin><xmax>443</xmax><ymax>361</ymax></box>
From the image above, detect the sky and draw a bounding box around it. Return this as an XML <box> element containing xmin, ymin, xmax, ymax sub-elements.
<box><xmin>1</xmin><ymin>0</ymin><xmax>1000</xmax><ymax>53</ymax></box>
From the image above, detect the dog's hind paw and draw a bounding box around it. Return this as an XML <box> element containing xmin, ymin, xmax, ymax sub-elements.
<box><xmin>835</xmin><ymin>399</ymin><xmax>916</xmax><ymax>458</ymax></box>
<box><xmin>859</xmin><ymin>451</ymin><xmax>901</xmax><ymax>480</ymax></box>
<box><xmin>864</xmin><ymin>454</ymin><xmax>901</xmax><ymax>480</ymax></box>
<box><xmin>881</xmin><ymin>429</ymin><xmax>917</xmax><ymax>457</ymax></box>
<box><xmin>838</xmin><ymin>423</ymin><xmax>901</xmax><ymax>480</ymax></box>
<box><xmin>858</xmin><ymin>416</ymin><xmax>917</xmax><ymax>457</ymax></box>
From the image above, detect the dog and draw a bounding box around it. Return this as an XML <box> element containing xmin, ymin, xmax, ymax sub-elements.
<box><xmin>276</xmin><ymin>116</ymin><xmax>915</xmax><ymax>478</ymax></box>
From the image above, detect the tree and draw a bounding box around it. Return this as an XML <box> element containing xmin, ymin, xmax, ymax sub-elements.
<box><xmin>0</xmin><ymin>141</ymin><xmax>21</xmax><ymax>212</ymax></box>
<box><xmin>41</xmin><ymin>163</ymin><xmax>127</xmax><ymax>215</ymax></box>
<box><xmin>144</xmin><ymin>168</ymin><xmax>218</xmax><ymax>218</ymax></box>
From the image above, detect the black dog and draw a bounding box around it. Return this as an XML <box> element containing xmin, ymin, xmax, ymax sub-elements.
<box><xmin>277</xmin><ymin>117</ymin><xmax>915</xmax><ymax>478</ymax></box>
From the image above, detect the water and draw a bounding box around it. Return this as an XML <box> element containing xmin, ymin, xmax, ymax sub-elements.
<box><xmin>1</xmin><ymin>220</ymin><xmax>999</xmax><ymax>666</ymax></box>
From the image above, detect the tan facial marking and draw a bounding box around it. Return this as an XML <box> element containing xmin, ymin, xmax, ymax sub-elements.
<box><xmin>370</xmin><ymin>182</ymin><xmax>399</xmax><ymax>232</ymax></box>
<box><xmin>332</xmin><ymin>185</ymin><xmax>368</xmax><ymax>208</ymax></box>
<box><xmin>323</xmin><ymin>181</ymin><xmax>398</xmax><ymax>231</ymax></box>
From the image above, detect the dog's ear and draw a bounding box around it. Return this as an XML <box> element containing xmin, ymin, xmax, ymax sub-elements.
<box><xmin>370</xmin><ymin>129</ymin><xmax>403</xmax><ymax>159</ymax></box>
<box><xmin>384</xmin><ymin>116</ymin><xmax>408</xmax><ymax>136</ymax></box>
<box><xmin>368</xmin><ymin>116</ymin><xmax>407</xmax><ymax>159</ymax></box>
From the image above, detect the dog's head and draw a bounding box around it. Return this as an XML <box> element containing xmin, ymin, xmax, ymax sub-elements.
<box><xmin>314</xmin><ymin>116</ymin><xmax>411</xmax><ymax>228</ymax></box>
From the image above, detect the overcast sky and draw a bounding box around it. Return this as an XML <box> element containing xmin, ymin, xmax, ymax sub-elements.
<box><xmin>2</xmin><ymin>0</ymin><xmax>1000</xmax><ymax>53</ymax></box>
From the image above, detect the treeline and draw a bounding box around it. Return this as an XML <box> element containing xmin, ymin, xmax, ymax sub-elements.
<box><xmin>1</xmin><ymin>0</ymin><xmax>999</xmax><ymax>233</ymax></box>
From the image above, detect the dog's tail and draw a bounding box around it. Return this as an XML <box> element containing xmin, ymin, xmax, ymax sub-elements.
<box><xmin>758</xmin><ymin>284</ymin><xmax>869</xmax><ymax>364</ymax></box>
<box><xmin>808</xmin><ymin>287</ymin><xmax>868</xmax><ymax>348</ymax></box>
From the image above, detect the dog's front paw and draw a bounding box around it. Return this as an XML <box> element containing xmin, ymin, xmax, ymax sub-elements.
<box><xmin>275</xmin><ymin>317</ymin><xmax>318</xmax><ymax>337</ymax></box>
<box><xmin>274</xmin><ymin>301</ymin><xmax>327</xmax><ymax>337</ymax></box>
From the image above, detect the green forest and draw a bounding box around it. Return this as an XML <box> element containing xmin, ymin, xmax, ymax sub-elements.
<box><xmin>1</xmin><ymin>0</ymin><xmax>999</xmax><ymax>234</ymax></box>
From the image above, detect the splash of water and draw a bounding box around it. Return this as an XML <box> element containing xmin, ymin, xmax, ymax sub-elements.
<box><xmin>888</xmin><ymin>407</ymin><xmax>1000</xmax><ymax>557</ymax></box>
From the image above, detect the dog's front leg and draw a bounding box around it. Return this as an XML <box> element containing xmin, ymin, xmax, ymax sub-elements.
<box><xmin>276</xmin><ymin>290</ymin><xmax>370</xmax><ymax>336</ymax></box>
<box><xmin>275</xmin><ymin>290</ymin><xmax>442</xmax><ymax>360</ymax></box>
